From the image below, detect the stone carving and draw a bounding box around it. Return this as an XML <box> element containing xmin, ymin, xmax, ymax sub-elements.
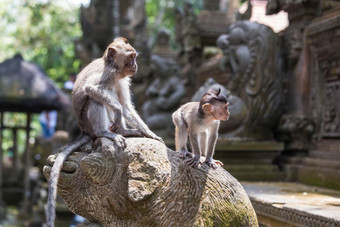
<box><xmin>142</xmin><ymin>55</ymin><xmax>185</xmax><ymax>132</ymax></box>
<box><xmin>217</xmin><ymin>21</ymin><xmax>283</xmax><ymax>140</ymax></box>
<box><xmin>152</xmin><ymin>28</ymin><xmax>177</xmax><ymax>60</ymax></box>
<box><xmin>276</xmin><ymin>115</ymin><xmax>315</xmax><ymax>150</ymax></box>
<box><xmin>182</xmin><ymin>2</ymin><xmax>202</xmax><ymax>63</ymax></box>
<box><xmin>283</xmin><ymin>28</ymin><xmax>302</xmax><ymax>64</ymax></box>
<box><xmin>175</xmin><ymin>2</ymin><xmax>204</xmax><ymax>93</ymax></box>
<box><xmin>76</xmin><ymin>0</ymin><xmax>114</xmax><ymax>66</ymax></box>
<box><xmin>44</xmin><ymin>138</ymin><xmax>258</xmax><ymax>226</ymax></box>
<box><xmin>323</xmin><ymin>81</ymin><xmax>340</xmax><ymax>137</ymax></box>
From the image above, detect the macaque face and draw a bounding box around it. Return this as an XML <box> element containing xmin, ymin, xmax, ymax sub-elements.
<box><xmin>106</xmin><ymin>37</ymin><xmax>138</xmax><ymax>77</ymax></box>
<box><xmin>123</xmin><ymin>52</ymin><xmax>138</xmax><ymax>76</ymax></box>
<box><xmin>212</xmin><ymin>102</ymin><xmax>230</xmax><ymax>121</ymax></box>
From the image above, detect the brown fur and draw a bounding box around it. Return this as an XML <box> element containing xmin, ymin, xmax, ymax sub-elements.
<box><xmin>47</xmin><ymin>37</ymin><xmax>162</xmax><ymax>227</ymax></box>
<box><xmin>172</xmin><ymin>89</ymin><xmax>229</xmax><ymax>169</ymax></box>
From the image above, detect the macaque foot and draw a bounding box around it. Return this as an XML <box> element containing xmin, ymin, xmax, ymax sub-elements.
<box><xmin>186</xmin><ymin>156</ymin><xmax>202</xmax><ymax>168</ymax></box>
<box><xmin>204</xmin><ymin>159</ymin><xmax>223</xmax><ymax>170</ymax></box>
<box><xmin>214</xmin><ymin>159</ymin><xmax>224</xmax><ymax>167</ymax></box>
<box><xmin>179</xmin><ymin>150</ymin><xmax>193</xmax><ymax>159</ymax></box>
<box><xmin>109</xmin><ymin>134</ymin><xmax>126</xmax><ymax>149</ymax></box>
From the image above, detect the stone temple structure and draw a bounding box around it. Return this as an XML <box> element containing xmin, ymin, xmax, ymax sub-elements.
<box><xmin>45</xmin><ymin>0</ymin><xmax>340</xmax><ymax>226</ymax></box>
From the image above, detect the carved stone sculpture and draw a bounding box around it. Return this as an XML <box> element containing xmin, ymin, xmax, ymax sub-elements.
<box><xmin>217</xmin><ymin>21</ymin><xmax>283</xmax><ymax>140</ymax></box>
<box><xmin>182</xmin><ymin>2</ymin><xmax>201</xmax><ymax>60</ymax></box>
<box><xmin>142</xmin><ymin>55</ymin><xmax>186</xmax><ymax>133</ymax></box>
<box><xmin>152</xmin><ymin>28</ymin><xmax>177</xmax><ymax>60</ymax></box>
<box><xmin>276</xmin><ymin>115</ymin><xmax>315</xmax><ymax>150</ymax></box>
<box><xmin>44</xmin><ymin>138</ymin><xmax>258</xmax><ymax>226</ymax></box>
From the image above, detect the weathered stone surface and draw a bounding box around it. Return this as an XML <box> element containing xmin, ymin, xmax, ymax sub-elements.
<box><xmin>243</xmin><ymin>182</ymin><xmax>340</xmax><ymax>226</ymax></box>
<box><xmin>142</xmin><ymin>55</ymin><xmax>185</xmax><ymax>135</ymax></box>
<box><xmin>44</xmin><ymin>138</ymin><xmax>258</xmax><ymax>226</ymax></box>
<box><xmin>217</xmin><ymin>21</ymin><xmax>283</xmax><ymax>141</ymax></box>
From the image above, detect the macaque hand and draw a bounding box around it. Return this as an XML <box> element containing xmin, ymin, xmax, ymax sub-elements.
<box><xmin>112</xmin><ymin>134</ymin><xmax>126</xmax><ymax>150</ymax></box>
<box><xmin>186</xmin><ymin>155</ymin><xmax>202</xmax><ymax>168</ymax></box>
<box><xmin>109</xmin><ymin>121</ymin><xmax>120</xmax><ymax>132</ymax></box>
<box><xmin>214</xmin><ymin>159</ymin><xmax>224</xmax><ymax>167</ymax></box>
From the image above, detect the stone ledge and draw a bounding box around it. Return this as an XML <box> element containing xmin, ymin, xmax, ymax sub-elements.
<box><xmin>242</xmin><ymin>182</ymin><xmax>340</xmax><ymax>226</ymax></box>
<box><xmin>216</xmin><ymin>140</ymin><xmax>284</xmax><ymax>151</ymax></box>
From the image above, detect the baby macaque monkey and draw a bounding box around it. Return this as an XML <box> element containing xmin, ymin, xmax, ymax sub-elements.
<box><xmin>172</xmin><ymin>88</ymin><xmax>230</xmax><ymax>169</ymax></box>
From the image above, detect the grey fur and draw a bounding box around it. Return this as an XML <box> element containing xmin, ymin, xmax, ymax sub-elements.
<box><xmin>47</xmin><ymin>37</ymin><xmax>162</xmax><ymax>227</ymax></box>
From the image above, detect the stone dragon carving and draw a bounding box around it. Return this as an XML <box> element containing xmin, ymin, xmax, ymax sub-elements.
<box><xmin>217</xmin><ymin>21</ymin><xmax>283</xmax><ymax>140</ymax></box>
<box><xmin>43</xmin><ymin>138</ymin><xmax>258</xmax><ymax>226</ymax></box>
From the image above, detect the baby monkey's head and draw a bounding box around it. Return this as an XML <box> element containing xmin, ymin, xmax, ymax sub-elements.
<box><xmin>199</xmin><ymin>88</ymin><xmax>230</xmax><ymax>121</ymax></box>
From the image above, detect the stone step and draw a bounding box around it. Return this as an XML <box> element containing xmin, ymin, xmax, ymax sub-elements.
<box><xmin>224</xmin><ymin>164</ymin><xmax>280</xmax><ymax>172</ymax></box>
<box><xmin>281</xmin><ymin>156</ymin><xmax>340</xmax><ymax>169</ymax></box>
<box><xmin>242</xmin><ymin>182</ymin><xmax>340</xmax><ymax>227</ymax></box>
<box><xmin>216</xmin><ymin>139</ymin><xmax>284</xmax><ymax>151</ymax></box>
<box><xmin>215</xmin><ymin>150</ymin><xmax>280</xmax><ymax>160</ymax></box>
<box><xmin>309</xmin><ymin>150</ymin><xmax>340</xmax><ymax>159</ymax></box>
<box><xmin>224</xmin><ymin>164</ymin><xmax>285</xmax><ymax>181</ymax></box>
<box><xmin>217</xmin><ymin>158</ymin><xmax>274</xmax><ymax>165</ymax></box>
<box><xmin>281</xmin><ymin>156</ymin><xmax>340</xmax><ymax>190</ymax></box>
<box><xmin>231</xmin><ymin>171</ymin><xmax>285</xmax><ymax>181</ymax></box>
<box><xmin>292</xmin><ymin>165</ymin><xmax>340</xmax><ymax>190</ymax></box>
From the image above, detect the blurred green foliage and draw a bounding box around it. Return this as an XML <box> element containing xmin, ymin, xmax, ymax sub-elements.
<box><xmin>0</xmin><ymin>0</ymin><xmax>82</xmax><ymax>157</ymax></box>
<box><xmin>0</xmin><ymin>0</ymin><xmax>82</xmax><ymax>88</ymax></box>
<box><xmin>145</xmin><ymin>0</ymin><xmax>203</xmax><ymax>49</ymax></box>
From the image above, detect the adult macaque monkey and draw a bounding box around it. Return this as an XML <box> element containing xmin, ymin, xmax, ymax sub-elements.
<box><xmin>172</xmin><ymin>88</ymin><xmax>229</xmax><ymax>169</ymax></box>
<box><xmin>47</xmin><ymin>37</ymin><xmax>163</xmax><ymax>227</ymax></box>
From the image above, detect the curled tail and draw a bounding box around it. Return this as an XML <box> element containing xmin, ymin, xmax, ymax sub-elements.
<box><xmin>47</xmin><ymin>134</ymin><xmax>91</xmax><ymax>227</ymax></box>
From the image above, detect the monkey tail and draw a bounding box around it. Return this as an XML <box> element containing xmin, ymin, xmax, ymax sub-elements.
<box><xmin>47</xmin><ymin>134</ymin><xmax>91</xmax><ymax>227</ymax></box>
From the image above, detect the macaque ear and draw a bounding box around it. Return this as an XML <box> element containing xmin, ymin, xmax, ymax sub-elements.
<box><xmin>107</xmin><ymin>47</ymin><xmax>117</xmax><ymax>62</ymax></box>
<box><xmin>202</xmin><ymin>103</ymin><xmax>213</xmax><ymax>113</ymax></box>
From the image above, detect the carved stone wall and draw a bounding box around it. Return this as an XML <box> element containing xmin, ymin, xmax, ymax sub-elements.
<box><xmin>306</xmin><ymin>9</ymin><xmax>340</xmax><ymax>140</ymax></box>
<box><xmin>279</xmin><ymin>3</ymin><xmax>340</xmax><ymax>190</ymax></box>
<box><xmin>322</xmin><ymin>81</ymin><xmax>340</xmax><ymax>137</ymax></box>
